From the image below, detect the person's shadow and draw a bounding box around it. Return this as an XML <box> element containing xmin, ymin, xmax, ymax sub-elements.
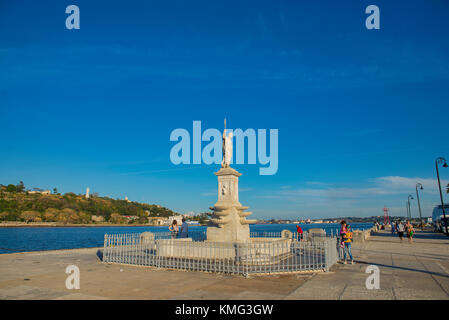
<box><xmin>96</xmin><ymin>249</ymin><xmax>103</xmax><ymax>261</ymax></box>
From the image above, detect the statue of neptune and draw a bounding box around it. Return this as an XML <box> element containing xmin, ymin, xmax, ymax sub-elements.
<box><xmin>221</xmin><ymin>118</ymin><xmax>233</xmax><ymax>168</ymax></box>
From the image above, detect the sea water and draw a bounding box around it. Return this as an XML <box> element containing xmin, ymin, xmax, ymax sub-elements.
<box><xmin>0</xmin><ymin>223</ymin><xmax>373</xmax><ymax>254</ymax></box>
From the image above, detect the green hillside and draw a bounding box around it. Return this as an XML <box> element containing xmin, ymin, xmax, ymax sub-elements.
<box><xmin>0</xmin><ymin>182</ymin><xmax>178</xmax><ymax>224</ymax></box>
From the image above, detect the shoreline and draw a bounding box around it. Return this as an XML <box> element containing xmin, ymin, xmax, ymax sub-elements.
<box><xmin>0</xmin><ymin>223</ymin><xmax>177</xmax><ymax>228</ymax></box>
<box><xmin>0</xmin><ymin>221</ymin><xmax>373</xmax><ymax>228</ymax></box>
<box><xmin>0</xmin><ymin>246</ymin><xmax>103</xmax><ymax>256</ymax></box>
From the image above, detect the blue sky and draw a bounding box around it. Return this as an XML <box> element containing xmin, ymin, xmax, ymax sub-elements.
<box><xmin>1</xmin><ymin>0</ymin><xmax>448</xmax><ymax>219</ymax></box>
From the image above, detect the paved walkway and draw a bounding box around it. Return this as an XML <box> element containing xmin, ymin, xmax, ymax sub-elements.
<box><xmin>0</xmin><ymin>229</ymin><xmax>448</xmax><ymax>299</ymax></box>
<box><xmin>286</xmin><ymin>229</ymin><xmax>449</xmax><ymax>299</ymax></box>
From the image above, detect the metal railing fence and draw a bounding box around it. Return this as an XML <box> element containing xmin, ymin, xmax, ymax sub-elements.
<box><xmin>102</xmin><ymin>232</ymin><xmax>339</xmax><ymax>275</ymax></box>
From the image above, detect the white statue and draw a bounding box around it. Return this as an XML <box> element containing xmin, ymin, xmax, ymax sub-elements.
<box><xmin>221</xmin><ymin>118</ymin><xmax>233</xmax><ymax>168</ymax></box>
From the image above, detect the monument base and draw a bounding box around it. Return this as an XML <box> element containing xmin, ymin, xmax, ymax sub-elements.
<box><xmin>206</xmin><ymin>223</ymin><xmax>250</xmax><ymax>243</ymax></box>
<box><xmin>154</xmin><ymin>237</ymin><xmax>292</xmax><ymax>264</ymax></box>
<box><xmin>207</xmin><ymin>166</ymin><xmax>256</xmax><ymax>242</ymax></box>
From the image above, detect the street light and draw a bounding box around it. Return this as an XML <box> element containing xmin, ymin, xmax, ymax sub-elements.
<box><xmin>436</xmin><ymin>157</ymin><xmax>448</xmax><ymax>236</ymax></box>
<box><xmin>406</xmin><ymin>201</ymin><xmax>409</xmax><ymax>219</ymax></box>
<box><xmin>407</xmin><ymin>195</ymin><xmax>414</xmax><ymax>220</ymax></box>
<box><xmin>416</xmin><ymin>183</ymin><xmax>423</xmax><ymax>231</ymax></box>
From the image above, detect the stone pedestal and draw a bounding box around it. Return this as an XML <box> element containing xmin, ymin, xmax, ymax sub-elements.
<box><xmin>207</xmin><ymin>167</ymin><xmax>256</xmax><ymax>242</ymax></box>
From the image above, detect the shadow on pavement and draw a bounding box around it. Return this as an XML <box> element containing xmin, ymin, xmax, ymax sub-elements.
<box><xmin>356</xmin><ymin>260</ymin><xmax>449</xmax><ymax>278</ymax></box>
<box><xmin>96</xmin><ymin>249</ymin><xmax>103</xmax><ymax>261</ymax></box>
<box><xmin>372</xmin><ymin>230</ymin><xmax>449</xmax><ymax>241</ymax></box>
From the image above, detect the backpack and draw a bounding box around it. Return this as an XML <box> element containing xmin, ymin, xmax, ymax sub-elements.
<box><xmin>344</xmin><ymin>231</ymin><xmax>352</xmax><ymax>242</ymax></box>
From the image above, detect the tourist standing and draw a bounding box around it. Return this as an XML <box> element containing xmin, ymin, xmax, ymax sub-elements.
<box><xmin>405</xmin><ymin>220</ymin><xmax>414</xmax><ymax>243</ymax></box>
<box><xmin>343</xmin><ymin>224</ymin><xmax>354</xmax><ymax>264</ymax></box>
<box><xmin>179</xmin><ymin>218</ymin><xmax>189</xmax><ymax>238</ymax></box>
<box><xmin>391</xmin><ymin>222</ymin><xmax>396</xmax><ymax>235</ymax></box>
<box><xmin>169</xmin><ymin>220</ymin><xmax>179</xmax><ymax>239</ymax></box>
<box><xmin>397</xmin><ymin>220</ymin><xmax>405</xmax><ymax>242</ymax></box>
<box><xmin>339</xmin><ymin>221</ymin><xmax>347</xmax><ymax>261</ymax></box>
<box><xmin>296</xmin><ymin>225</ymin><xmax>303</xmax><ymax>241</ymax></box>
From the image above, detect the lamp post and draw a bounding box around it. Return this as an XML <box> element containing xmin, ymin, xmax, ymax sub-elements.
<box><xmin>406</xmin><ymin>201</ymin><xmax>410</xmax><ymax>219</ymax></box>
<box><xmin>436</xmin><ymin>157</ymin><xmax>448</xmax><ymax>236</ymax></box>
<box><xmin>416</xmin><ymin>183</ymin><xmax>423</xmax><ymax>231</ymax></box>
<box><xmin>407</xmin><ymin>195</ymin><xmax>414</xmax><ymax>221</ymax></box>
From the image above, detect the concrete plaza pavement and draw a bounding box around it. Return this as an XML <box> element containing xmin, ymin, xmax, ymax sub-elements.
<box><xmin>0</xmin><ymin>228</ymin><xmax>448</xmax><ymax>300</ymax></box>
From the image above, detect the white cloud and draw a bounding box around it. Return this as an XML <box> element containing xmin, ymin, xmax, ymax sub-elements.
<box><xmin>274</xmin><ymin>176</ymin><xmax>448</xmax><ymax>200</ymax></box>
<box><xmin>371</xmin><ymin>176</ymin><xmax>445</xmax><ymax>195</ymax></box>
<box><xmin>253</xmin><ymin>176</ymin><xmax>449</xmax><ymax>219</ymax></box>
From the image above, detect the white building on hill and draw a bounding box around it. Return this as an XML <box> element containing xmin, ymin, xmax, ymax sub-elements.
<box><xmin>168</xmin><ymin>215</ymin><xmax>184</xmax><ymax>225</ymax></box>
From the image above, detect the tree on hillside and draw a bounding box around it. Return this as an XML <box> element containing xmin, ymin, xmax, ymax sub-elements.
<box><xmin>44</xmin><ymin>208</ymin><xmax>59</xmax><ymax>222</ymax></box>
<box><xmin>78</xmin><ymin>211</ymin><xmax>91</xmax><ymax>224</ymax></box>
<box><xmin>57</xmin><ymin>208</ymin><xmax>80</xmax><ymax>224</ymax></box>
<box><xmin>110</xmin><ymin>212</ymin><xmax>124</xmax><ymax>224</ymax></box>
<box><xmin>63</xmin><ymin>192</ymin><xmax>77</xmax><ymax>198</ymax></box>
<box><xmin>55</xmin><ymin>208</ymin><xmax>71</xmax><ymax>224</ymax></box>
<box><xmin>6</xmin><ymin>184</ymin><xmax>16</xmax><ymax>193</ymax></box>
<box><xmin>0</xmin><ymin>211</ymin><xmax>9</xmax><ymax>221</ymax></box>
<box><xmin>16</xmin><ymin>181</ymin><xmax>25</xmax><ymax>193</ymax></box>
<box><xmin>53</xmin><ymin>187</ymin><xmax>58</xmax><ymax>194</ymax></box>
<box><xmin>20</xmin><ymin>210</ymin><xmax>41</xmax><ymax>223</ymax></box>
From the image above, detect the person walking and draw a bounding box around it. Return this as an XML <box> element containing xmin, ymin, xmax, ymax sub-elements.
<box><xmin>296</xmin><ymin>225</ymin><xmax>303</xmax><ymax>241</ymax></box>
<box><xmin>179</xmin><ymin>218</ymin><xmax>189</xmax><ymax>238</ymax></box>
<box><xmin>343</xmin><ymin>224</ymin><xmax>354</xmax><ymax>264</ymax></box>
<box><xmin>397</xmin><ymin>220</ymin><xmax>405</xmax><ymax>242</ymax></box>
<box><xmin>169</xmin><ymin>220</ymin><xmax>179</xmax><ymax>239</ymax></box>
<box><xmin>405</xmin><ymin>220</ymin><xmax>414</xmax><ymax>243</ymax></box>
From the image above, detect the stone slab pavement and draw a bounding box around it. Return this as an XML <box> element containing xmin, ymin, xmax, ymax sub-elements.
<box><xmin>286</xmin><ymin>229</ymin><xmax>449</xmax><ymax>300</ymax></box>
<box><xmin>0</xmin><ymin>229</ymin><xmax>448</xmax><ymax>300</ymax></box>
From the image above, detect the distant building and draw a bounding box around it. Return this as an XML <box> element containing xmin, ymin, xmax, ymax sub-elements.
<box><xmin>148</xmin><ymin>217</ymin><xmax>168</xmax><ymax>226</ymax></box>
<box><xmin>86</xmin><ymin>187</ymin><xmax>90</xmax><ymax>199</ymax></box>
<box><xmin>91</xmin><ymin>215</ymin><xmax>104</xmax><ymax>223</ymax></box>
<box><xmin>124</xmin><ymin>215</ymin><xmax>139</xmax><ymax>222</ymax></box>
<box><xmin>28</xmin><ymin>190</ymin><xmax>51</xmax><ymax>195</ymax></box>
<box><xmin>168</xmin><ymin>215</ymin><xmax>184</xmax><ymax>225</ymax></box>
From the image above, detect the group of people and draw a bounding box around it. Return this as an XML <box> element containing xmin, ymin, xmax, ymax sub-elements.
<box><xmin>374</xmin><ymin>221</ymin><xmax>386</xmax><ymax>231</ymax></box>
<box><xmin>391</xmin><ymin>220</ymin><xmax>414</xmax><ymax>243</ymax></box>
<box><xmin>168</xmin><ymin>218</ymin><xmax>189</xmax><ymax>238</ymax></box>
<box><xmin>339</xmin><ymin>221</ymin><xmax>354</xmax><ymax>264</ymax></box>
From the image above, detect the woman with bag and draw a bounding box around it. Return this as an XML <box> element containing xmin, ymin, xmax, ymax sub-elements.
<box><xmin>169</xmin><ymin>220</ymin><xmax>179</xmax><ymax>239</ymax></box>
